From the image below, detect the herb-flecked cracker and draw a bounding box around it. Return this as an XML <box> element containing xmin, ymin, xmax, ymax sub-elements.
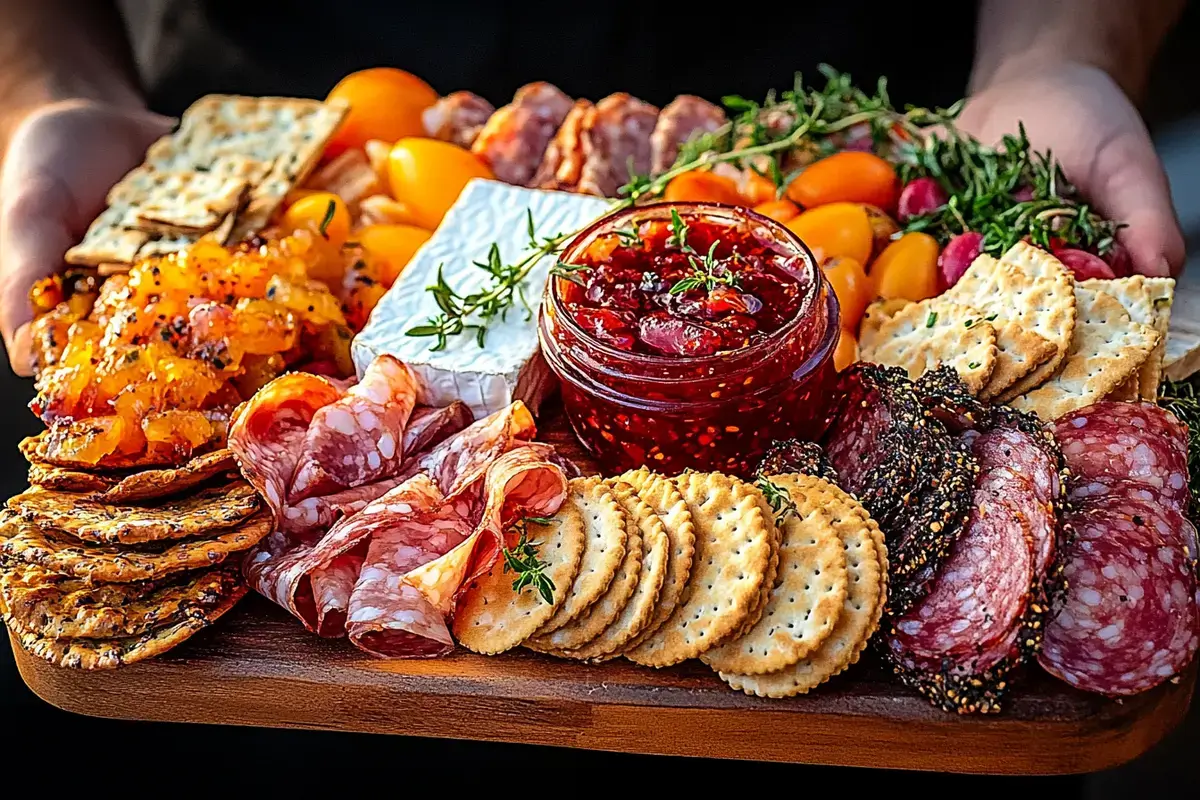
<box><xmin>860</xmin><ymin>298</ymin><xmax>998</xmax><ymax>395</ymax></box>
<box><xmin>0</xmin><ymin>512</ymin><xmax>271</xmax><ymax>583</ymax></box>
<box><xmin>454</xmin><ymin>506</ymin><xmax>586</xmax><ymax>655</ymax></box>
<box><xmin>551</xmin><ymin>480</ymin><xmax>669</xmax><ymax>661</ymax></box>
<box><xmin>529</xmin><ymin>477</ymin><xmax>627</xmax><ymax>636</ymax></box>
<box><xmin>1</xmin><ymin>562</ymin><xmax>242</xmax><ymax>640</ymax></box>
<box><xmin>720</xmin><ymin>476</ymin><xmax>886</xmax><ymax>697</ymax></box>
<box><xmin>11</xmin><ymin>584</ymin><xmax>246</xmax><ymax>670</ymax></box>
<box><xmin>8</xmin><ymin>482</ymin><xmax>260</xmax><ymax>544</ymax></box>
<box><xmin>1009</xmin><ymin>285</ymin><xmax>1159</xmax><ymax>420</ymax></box>
<box><xmin>702</xmin><ymin>474</ymin><xmax>847</xmax><ymax>675</ymax></box>
<box><xmin>616</xmin><ymin>468</ymin><xmax>696</xmax><ymax>652</ymax></box>
<box><xmin>26</xmin><ymin>448</ymin><xmax>238</xmax><ymax>503</ymax></box>
<box><xmin>624</xmin><ymin>472</ymin><xmax>772</xmax><ymax>668</ymax></box>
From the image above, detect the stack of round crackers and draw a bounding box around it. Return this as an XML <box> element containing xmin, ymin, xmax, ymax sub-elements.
<box><xmin>454</xmin><ymin>470</ymin><xmax>889</xmax><ymax>698</ymax></box>
<box><xmin>0</xmin><ymin>445</ymin><xmax>268</xmax><ymax>669</ymax></box>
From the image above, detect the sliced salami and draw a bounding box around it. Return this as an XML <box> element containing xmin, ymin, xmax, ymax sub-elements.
<box><xmin>532</xmin><ymin>99</ymin><xmax>591</xmax><ymax>191</ymax></box>
<box><xmin>228</xmin><ymin>372</ymin><xmax>346</xmax><ymax>522</ymax></box>
<box><xmin>422</xmin><ymin>91</ymin><xmax>495</xmax><ymax>148</ymax></box>
<box><xmin>1054</xmin><ymin>402</ymin><xmax>1189</xmax><ymax>506</ymax></box>
<box><xmin>471</xmin><ymin>82</ymin><xmax>574</xmax><ymax>187</ymax></box>
<box><xmin>289</xmin><ymin>355</ymin><xmax>418</xmax><ymax>501</ymax></box>
<box><xmin>1039</xmin><ymin>513</ymin><xmax>1198</xmax><ymax>696</ymax></box>
<box><xmin>649</xmin><ymin>95</ymin><xmax>727</xmax><ymax>175</ymax></box>
<box><xmin>403</xmin><ymin>402</ymin><xmax>474</xmax><ymax>458</ymax></box>
<box><xmin>577</xmin><ymin>93</ymin><xmax>659</xmax><ymax>197</ymax></box>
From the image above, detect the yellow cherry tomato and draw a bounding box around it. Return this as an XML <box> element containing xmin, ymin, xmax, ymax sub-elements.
<box><xmin>822</xmin><ymin>256</ymin><xmax>871</xmax><ymax>331</ymax></box>
<box><xmin>833</xmin><ymin>328</ymin><xmax>859</xmax><ymax>372</ymax></box>
<box><xmin>870</xmin><ymin>231</ymin><xmax>940</xmax><ymax>302</ymax></box>
<box><xmin>662</xmin><ymin>170</ymin><xmax>743</xmax><ymax>205</ymax></box>
<box><xmin>388</xmin><ymin>138</ymin><xmax>495</xmax><ymax>229</ymax></box>
<box><xmin>325</xmin><ymin>68</ymin><xmax>438</xmax><ymax>158</ymax></box>
<box><xmin>785</xmin><ymin>202</ymin><xmax>873</xmax><ymax>265</ymax></box>
<box><xmin>281</xmin><ymin>192</ymin><xmax>352</xmax><ymax>248</ymax></box>
<box><xmin>357</xmin><ymin>224</ymin><xmax>433</xmax><ymax>286</ymax></box>
<box><xmin>752</xmin><ymin>198</ymin><xmax>800</xmax><ymax>225</ymax></box>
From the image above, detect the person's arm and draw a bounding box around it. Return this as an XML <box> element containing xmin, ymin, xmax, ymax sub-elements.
<box><xmin>970</xmin><ymin>0</ymin><xmax>1186</xmax><ymax>102</ymax></box>
<box><xmin>0</xmin><ymin>1</ymin><xmax>171</xmax><ymax>375</ymax></box>
<box><xmin>0</xmin><ymin>0</ymin><xmax>144</xmax><ymax>158</ymax></box>
<box><xmin>958</xmin><ymin>0</ymin><xmax>1188</xmax><ymax>277</ymax></box>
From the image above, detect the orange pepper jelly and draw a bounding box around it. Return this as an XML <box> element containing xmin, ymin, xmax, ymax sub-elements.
<box><xmin>539</xmin><ymin>202</ymin><xmax>840</xmax><ymax>475</ymax></box>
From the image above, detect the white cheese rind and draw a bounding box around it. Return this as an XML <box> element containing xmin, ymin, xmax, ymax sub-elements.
<box><xmin>352</xmin><ymin>179</ymin><xmax>610</xmax><ymax>419</ymax></box>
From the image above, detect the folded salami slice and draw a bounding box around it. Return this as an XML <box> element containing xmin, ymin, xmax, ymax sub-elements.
<box><xmin>1054</xmin><ymin>401</ymin><xmax>1189</xmax><ymax>507</ymax></box>
<box><xmin>649</xmin><ymin>95</ymin><xmax>727</xmax><ymax>175</ymax></box>
<box><xmin>471</xmin><ymin>82</ymin><xmax>574</xmax><ymax>187</ymax></box>
<box><xmin>288</xmin><ymin>355</ymin><xmax>419</xmax><ymax>501</ymax></box>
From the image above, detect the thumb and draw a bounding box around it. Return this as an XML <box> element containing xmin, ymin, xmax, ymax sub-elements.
<box><xmin>1081</xmin><ymin>133</ymin><xmax>1186</xmax><ymax>277</ymax></box>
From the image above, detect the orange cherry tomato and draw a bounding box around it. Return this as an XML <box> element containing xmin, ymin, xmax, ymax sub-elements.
<box><xmin>752</xmin><ymin>199</ymin><xmax>800</xmax><ymax>225</ymax></box>
<box><xmin>325</xmin><ymin>68</ymin><xmax>439</xmax><ymax>158</ymax></box>
<box><xmin>787</xmin><ymin>152</ymin><xmax>899</xmax><ymax>211</ymax></box>
<box><xmin>822</xmin><ymin>256</ymin><xmax>871</xmax><ymax>331</ymax></box>
<box><xmin>662</xmin><ymin>171</ymin><xmax>743</xmax><ymax>205</ymax></box>
<box><xmin>786</xmin><ymin>202</ymin><xmax>873</xmax><ymax>265</ymax></box>
<box><xmin>281</xmin><ymin>192</ymin><xmax>352</xmax><ymax>248</ymax></box>
<box><xmin>862</xmin><ymin>203</ymin><xmax>901</xmax><ymax>260</ymax></box>
<box><xmin>870</xmin><ymin>231</ymin><xmax>940</xmax><ymax>303</ymax></box>
<box><xmin>739</xmin><ymin>170</ymin><xmax>778</xmax><ymax>205</ymax></box>
<box><xmin>387</xmin><ymin>138</ymin><xmax>495</xmax><ymax>229</ymax></box>
<box><xmin>833</xmin><ymin>328</ymin><xmax>859</xmax><ymax>372</ymax></box>
<box><xmin>357</xmin><ymin>224</ymin><xmax>433</xmax><ymax>286</ymax></box>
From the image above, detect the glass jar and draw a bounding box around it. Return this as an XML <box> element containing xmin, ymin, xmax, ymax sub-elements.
<box><xmin>539</xmin><ymin>202</ymin><xmax>840</xmax><ymax>476</ymax></box>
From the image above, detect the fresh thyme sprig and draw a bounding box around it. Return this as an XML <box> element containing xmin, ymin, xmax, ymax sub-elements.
<box><xmin>670</xmin><ymin>241</ymin><xmax>737</xmax><ymax>295</ymax></box>
<box><xmin>501</xmin><ymin>515</ymin><xmax>557</xmax><ymax>604</ymax></box>
<box><xmin>665</xmin><ymin>208</ymin><xmax>694</xmax><ymax>252</ymax></box>
<box><xmin>896</xmin><ymin>124</ymin><xmax>1123</xmax><ymax>256</ymax></box>
<box><xmin>755</xmin><ymin>476</ymin><xmax>798</xmax><ymax>523</ymax></box>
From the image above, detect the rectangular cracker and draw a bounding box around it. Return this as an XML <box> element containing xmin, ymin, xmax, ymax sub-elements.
<box><xmin>64</xmin><ymin>204</ymin><xmax>149</xmax><ymax>266</ymax></box>
<box><xmin>1080</xmin><ymin>275</ymin><xmax>1175</xmax><ymax>400</ymax></box>
<box><xmin>1009</xmin><ymin>285</ymin><xmax>1159</xmax><ymax>420</ymax></box>
<box><xmin>1140</xmin><ymin>278</ymin><xmax>1175</xmax><ymax>398</ymax></box>
<box><xmin>133</xmin><ymin>173</ymin><xmax>249</xmax><ymax>234</ymax></box>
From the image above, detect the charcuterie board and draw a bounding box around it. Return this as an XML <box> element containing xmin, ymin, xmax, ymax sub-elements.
<box><xmin>9</xmin><ymin>406</ymin><xmax>1195</xmax><ymax>776</ymax></box>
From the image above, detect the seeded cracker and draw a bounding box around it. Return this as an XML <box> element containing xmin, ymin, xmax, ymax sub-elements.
<box><xmin>616</xmin><ymin>468</ymin><xmax>696</xmax><ymax>652</ymax></box>
<box><xmin>454</xmin><ymin>505</ymin><xmax>586</xmax><ymax>655</ymax></box>
<box><xmin>8</xmin><ymin>482</ymin><xmax>261</xmax><ymax>544</ymax></box>
<box><xmin>528</xmin><ymin>477</ymin><xmax>627</xmax><ymax>636</ymax></box>
<box><xmin>720</xmin><ymin>477</ymin><xmax>886</xmax><ymax>697</ymax></box>
<box><xmin>859</xmin><ymin>298</ymin><xmax>998</xmax><ymax>395</ymax></box>
<box><xmin>13</xmin><ymin>586</ymin><xmax>246</xmax><ymax>670</ymax></box>
<box><xmin>941</xmin><ymin>249</ymin><xmax>1072</xmax><ymax>400</ymax></box>
<box><xmin>1009</xmin><ymin>285</ymin><xmax>1159</xmax><ymax>420</ymax></box>
<box><xmin>0</xmin><ymin>512</ymin><xmax>271</xmax><ymax>583</ymax></box>
<box><xmin>26</xmin><ymin>448</ymin><xmax>238</xmax><ymax>503</ymax></box>
<box><xmin>701</xmin><ymin>475</ymin><xmax>848</xmax><ymax>675</ymax></box>
<box><xmin>1</xmin><ymin>562</ymin><xmax>242</xmax><ymax>640</ymax></box>
<box><xmin>624</xmin><ymin>472</ymin><xmax>771</xmax><ymax>667</ymax></box>
<box><xmin>552</xmin><ymin>481</ymin><xmax>669</xmax><ymax>661</ymax></box>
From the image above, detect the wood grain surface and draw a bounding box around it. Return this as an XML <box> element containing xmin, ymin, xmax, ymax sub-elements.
<box><xmin>8</xmin><ymin>403</ymin><xmax>1197</xmax><ymax>774</ymax></box>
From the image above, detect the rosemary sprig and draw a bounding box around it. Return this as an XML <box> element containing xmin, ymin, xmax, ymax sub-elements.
<box><xmin>502</xmin><ymin>516</ymin><xmax>557</xmax><ymax>604</ymax></box>
<box><xmin>755</xmin><ymin>476</ymin><xmax>798</xmax><ymax>523</ymax></box>
<box><xmin>1158</xmin><ymin>378</ymin><xmax>1200</xmax><ymax>522</ymax></box>
<box><xmin>669</xmin><ymin>241</ymin><xmax>737</xmax><ymax>295</ymax></box>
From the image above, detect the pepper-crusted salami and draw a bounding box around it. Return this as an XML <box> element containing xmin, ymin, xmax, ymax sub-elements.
<box><xmin>649</xmin><ymin>95</ymin><xmax>727</xmax><ymax>175</ymax></box>
<box><xmin>288</xmin><ymin>355</ymin><xmax>418</xmax><ymax>501</ymax></box>
<box><xmin>471</xmin><ymin>82</ymin><xmax>574</xmax><ymax>187</ymax></box>
<box><xmin>756</xmin><ymin>439</ymin><xmax>839</xmax><ymax>484</ymax></box>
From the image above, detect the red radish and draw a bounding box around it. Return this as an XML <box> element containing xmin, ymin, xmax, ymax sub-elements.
<box><xmin>897</xmin><ymin>177</ymin><xmax>948</xmax><ymax>222</ymax></box>
<box><xmin>1104</xmin><ymin>242</ymin><xmax>1132</xmax><ymax>277</ymax></box>
<box><xmin>1012</xmin><ymin>185</ymin><xmax>1035</xmax><ymax>202</ymax></box>
<box><xmin>1053</xmin><ymin>247</ymin><xmax>1116</xmax><ymax>280</ymax></box>
<box><xmin>938</xmin><ymin>231</ymin><xmax>984</xmax><ymax>291</ymax></box>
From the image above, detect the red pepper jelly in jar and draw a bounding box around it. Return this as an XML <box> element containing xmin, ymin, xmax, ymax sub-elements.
<box><xmin>539</xmin><ymin>202</ymin><xmax>840</xmax><ymax>475</ymax></box>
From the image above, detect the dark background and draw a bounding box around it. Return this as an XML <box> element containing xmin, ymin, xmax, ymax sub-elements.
<box><xmin>3</xmin><ymin>1</ymin><xmax>1200</xmax><ymax>793</ymax></box>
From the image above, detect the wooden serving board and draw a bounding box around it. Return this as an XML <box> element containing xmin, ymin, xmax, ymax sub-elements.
<box><xmin>8</xmin><ymin>404</ymin><xmax>1196</xmax><ymax>774</ymax></box>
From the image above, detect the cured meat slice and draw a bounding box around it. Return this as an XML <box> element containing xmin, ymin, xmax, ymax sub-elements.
<box><xmin>577</xmin><ymin>93</ymin><xmax>660</xmax><ymax>197</ymax></box>
<box><xmin>1073</xmin><ymin>493</ymin><xmax>1198</xmax><ymax>563</ymax></box>
<box><xmin>650</xmin><ymin>95</ymin><xmax>727</xmax><ymax>175</ymax></box>
<box><xmin>226</xmin><ymin>372</ymin><xmax>346</xmax><ymax>522</ymax></box>
<box><xmin>422</xmin><ymin>91</ymin><xmax>495</xmax><ymax>148</ymax></box>
<box><xmin>914</xmin><ymin>365</ymin><xmax>991</xmax><ymax>435</ymax></box>
<box><xmin>471</xmin><ymin>82</ymin><xmax>573</xmax><ymax>187</ymax></box>
<box><xmin>885</xmin><ymin>465</ymin><xmax>1041</xmax><ymax>714</ymax></box>
<box><xmin>1039</xmin><ymin>512</ymin><xmax>1198</xmax><ymax>695</ymax></box>
<box><xmin>756</xmin><ymin>439</ymin><xmax>838</xmax><ymax>484</ymax></box>
<box><xmin>531</xmin><ymin>99</ymin><xmax>592</xmax><ymax>191</ymax></box>
<box><xmin>288</xmin><ymin>355</ymin><xmax>418</xmax><ymax>501</ymax></box>
<box><xmin>403</xmin><ymin>402</ymin><xmax>473</xmax><ymax>458</ymax></box>
<box><xmin>1054</xmin><ymin>401</ymin><xmax>1189</xmax><ymax>506</ymax></box>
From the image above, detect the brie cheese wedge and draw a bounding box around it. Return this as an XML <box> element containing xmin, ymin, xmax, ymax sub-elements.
<box><xmin>352</xmin><ymin>178</ymin><xmax>611</xmax><ymax>419</ymax></box>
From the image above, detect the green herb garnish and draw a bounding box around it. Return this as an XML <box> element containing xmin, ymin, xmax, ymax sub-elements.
<box><xmin>669</xmin><ymin>241</ymin><xmax>737</xmax><ymax>295</ymax></box>
<box><xmin>926</xmin><ymin>311</ymin><xmax>938</xmax><ymax>328</ymax></box>
<box><xmin>614</xmin><ymin>223</ymin><xmax>644</xmax><ymax>247</ymax></box>
<box><xmin>501</xmin><ymin>516</ymin><xmax>557</xmax><ymax>605</ymax></box>
<box><xmin>1159</xmin><ymin>378</ymin><xmax>1200</xmax><ymax>521</ymax></box>
<box><xmin>318</xmin><ymin>199</ymin><xmax>337</xmax><ymax>238</ymax></box>
<box><xmin>967</xmin><ymin>361</ymin><xmax>980</xmax><ymax>370</ymax></box>
<box><xmin>666</xmin><ymin>208</ymin><xmax>694</xmax><ymax>252</ymax></box>
<box><xmin>755</xmin><ymin>476</ymin><xmax>798</xmax><ymax>523</ymax></box>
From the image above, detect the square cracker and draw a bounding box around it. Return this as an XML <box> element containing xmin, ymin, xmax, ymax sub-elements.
<box><xmin>1008</xmin><ymin>285</ymin><xmax>1159</xmax><ymax>420</ymax></box>
<box><xmin>1139</xmin><ymin>278</ymin><xmax>1175</xmax><ymax>399</ymax></box>
<box><xmin>64</xmin><ymin>204</ymin><xmax>149</xmax><ymax>266</ymax></box>
<box><xmin>1080</xmin><ymin>275</ymin><xmax>1175</xmax><ymax>400</ymax></box>
<box><xmin>941</xmin><ymin>250</ymin><xmax>1071</xmax><ymax>400</ymax></box>
<box><xmin>133</xmin><ymin>173</ymin><xmax>249</xmax><ymax>234</ymax></box>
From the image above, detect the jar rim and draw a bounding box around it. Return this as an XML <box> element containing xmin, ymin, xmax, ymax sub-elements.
<box><xmin>546</xmin><ymin>201</ymin><xmax>828</xmax><ymax>366</ymax></box>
